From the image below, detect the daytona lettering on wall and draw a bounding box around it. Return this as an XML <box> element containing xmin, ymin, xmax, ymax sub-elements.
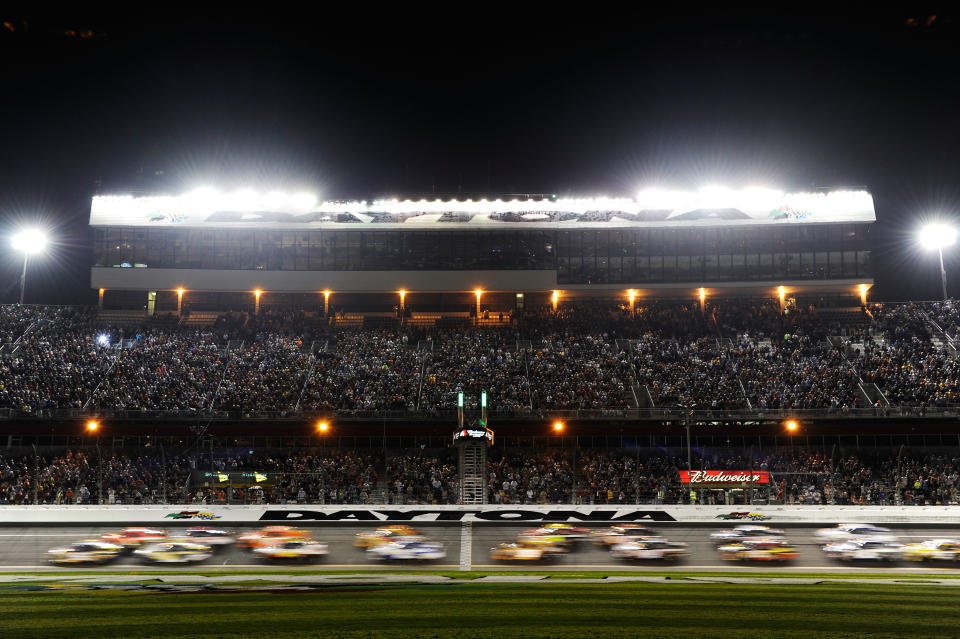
<box><xmin>678</xmin><ymin>471</ymin><xmax>771</xmax><ymax>484</ymax></box>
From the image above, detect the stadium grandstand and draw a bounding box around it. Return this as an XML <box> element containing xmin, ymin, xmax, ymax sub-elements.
<box><xmin>5</xmin><ymin>184</ymin><xmax>960</xmax><ymax>507</ymax></box>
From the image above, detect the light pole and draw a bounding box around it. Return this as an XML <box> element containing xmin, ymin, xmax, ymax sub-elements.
<box><xmin>919</xmin><ymin>224</ymin><xmax>957</xmax><ymax>301</ymax></box>
<box><xmin>11</xmin><ymin>229</ymin><xmax>47</xmax><ymax>304</ymax></box>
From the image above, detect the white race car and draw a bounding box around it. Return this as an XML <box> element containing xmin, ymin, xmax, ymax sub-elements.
<box><xmin>710</xmin><ymin>525</ymin><xmax>784</xmax><ymax>546</ymax></box>
<box><xmin>133</xmin><ymin>541</ymin><xmax>214</xmax><ymax>564</ymax></box>
<box><xmin>821</xmin><ymin>538</ymin><xmax>903</xmax><ymax>562</ymax></box>
<box><xmin>610</xmin><ymin>538</ymin><xmax>688</xmax><ymax>562</ymax></box>
<box><xmin>253</xmin><ymin>540</ymin><xmax>330</xmax><ymax>562</ymax></box>
<box><xmin>814</xmin><ymin>524</ymin><xmax>896</xmax><ymax>544</ymax></box>
<box><xmin>367</xmin><ymin>540</ymin><xmax>446</xmax><ymax>562</ymax></box>
<box><xmin>47</xmin><ymin>540</ymin><xmax>125</xmax><ymax>565</ymax></box>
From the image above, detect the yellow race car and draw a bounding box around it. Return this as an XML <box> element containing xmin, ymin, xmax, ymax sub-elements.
<box><xmin>354</xmin><ymin>525</ymin><xmax>423</xmax><ymax>548</ymax></box>
<box><xmin>133</xmin><ymin>541</ymin><xmax>214</xmax><ymax>564</ymax></box>
<box><xmin>47</xmin><ymin>540</ymin><xmax>125</xmax><ymax>565</ymax></box>
<box><xmin>901</xmin><ymin>539</ymin><xmax>960</xmax><ymax>563</ymax></box>
<box><xmin>490</xmin><ymin>542</ymin><xmax>564</xmax><ymax>563</ymax></box>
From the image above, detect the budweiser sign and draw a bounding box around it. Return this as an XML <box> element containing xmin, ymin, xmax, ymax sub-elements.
<box><xmin>678</xmin><ymin>470</ymin><xmax>770</xmax><ymax>484</ymax></box>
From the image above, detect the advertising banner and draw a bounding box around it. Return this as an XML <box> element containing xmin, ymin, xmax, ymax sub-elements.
<box><xmin>678</xmin><ymin>471</ymin><xmax>771</xmax><ymax>485</ymax></box>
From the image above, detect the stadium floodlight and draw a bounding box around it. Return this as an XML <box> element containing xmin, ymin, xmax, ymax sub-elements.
<box><xmin>10</xmin><ymin>229</ymin><xmax>47</xmax><ymax>304</ymax></box>
<box><xmin>919</xmin><ymin>223</ymin><xmax>957</xmax><ymax>301</ymax></box>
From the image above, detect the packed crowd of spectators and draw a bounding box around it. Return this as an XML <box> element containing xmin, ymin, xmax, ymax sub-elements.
<box><xmin>2</xmin><ymin>446</ymin><xmax>956</xmax><ymax>506</ymax></box>
<box><xmin>4</xmin><ymin>299</ymin><xmax>960</xmax><ymax>414</ymax></box>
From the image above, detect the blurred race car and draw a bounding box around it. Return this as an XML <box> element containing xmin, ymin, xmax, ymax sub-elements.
<box><xmin>901</xmin><ymin>539</ymin><xmax>960</xmax><ymax>563</ymax></box>
<box><xmin>367</xmin><ymin>539</ymin><xmax>446</xmax><ymax>561</ymax></box>
<box><xmin>610</xmin><ymin>538</ymin><xmax>688</xmax><ymax>562</ymax></box>
<box><xmin>177</xmin><ymin>526</ymin><xmax>236</xmax><ymax>547</ymax></box>
<box><xmin>47</xmin><ymin>540</ymin><xmax>124</xmax><ymax>565</ymax></box>
<box><xmin>100</xmin><ymin>527</ymin><xmax>167</xmax><ymax>548</ymax></box>
<box><xmin>591</xmin><ymin>525</ymin><xmax>658</xmax><ymax>547</ymax></box>
<box><xmin>822</xmin><ymin>538</ymin><xmax>903</xmax><ymax>562</ymax></box>
<box><xmin>717</xmin><ymin>538</ymin><xmax>799</xmax><ymax>562</ymax></box>
<box><xmin>516</xmin><ymin>527</ymin><xmax>577</xmax><ymax>548</ymax></box>
<box><xmin>535</xmin><ymin>523</ymin><xmax>590</xmax><ymax>543</ymax></box>
<box><xmin>237</xmin><ymin>526</ymin><xmax>309</xmax><ymax>549</ymax></box>
<box><xmin>814</xmin><ymin>524</ymin><xmax>896</xmax><ymax>544</ymax></box>
<box><xmin>710</xmin><ymin>525</ymin><xmax>784</xmax><ymax>546</ymax></box>
<box><xmin>133</xmin><ymin>541</ymin><xmax>213</xmax><ymax>564</ymax></box>
<box><xmin>490</xmin><ymin>542</ymin><xmax>565</xmax><ymax>563</ymax></box>
<box><xmin>354</xmin><ymin>525</ymin><xmax>424</xmax><ymax>549</ymax></box>
<box><xmin>253</xmin><ymin>539</ymin><xmax>329</xmax><ymax>562</ymax></box>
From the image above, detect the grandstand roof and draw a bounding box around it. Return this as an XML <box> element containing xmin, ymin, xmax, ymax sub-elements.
<box><xmin>90</xmin><ymin>188</ymin><xmax>875</xmax><ymax>231</ymax></box>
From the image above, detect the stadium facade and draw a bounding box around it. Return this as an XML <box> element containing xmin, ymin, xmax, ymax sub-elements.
<box><xmin>89</xmin><ymin>187</ymin><xmax>874</xmax><ymax>313</ymax></box>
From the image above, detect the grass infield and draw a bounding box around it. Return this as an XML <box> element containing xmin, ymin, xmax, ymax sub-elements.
<box><xmin>2</xmin><ymin>582</ymin><xmax>960</xmax><ymax>638</ymax></box>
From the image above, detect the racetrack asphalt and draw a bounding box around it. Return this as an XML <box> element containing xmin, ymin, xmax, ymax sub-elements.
<box><xmin>2</xmin><ymin>523</ymin><xmax>960</xmax><ymax>573</ymax></box>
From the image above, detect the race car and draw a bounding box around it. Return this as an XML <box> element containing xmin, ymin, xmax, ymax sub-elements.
<box><xmin>354</xmin><ymin>525</ymin><xmax>424</xmax><ymax>549</ymax></box>
<box><xmin>367</xmin><ymin>539</ymin><xmax>446</xmax><ymax>562</ymax></box>
<box><xmin>253</xmin><ymin>539</ymin><xmax>330</xmax><ymax>563</ymax></box>
<box><xmin>516</xmin><ymin>527</ymin><xmax>575</xmax><ymax>548</ymax></box>
<box><xmin>591</xmin><ymin>525</ymin><xmax>658</xmax><ymax>547</ymax></box>
<box><xmin>47</xmin><ymin>540</ymin><xmax>125</xmax><ymax>565</ymax></box>
<box><xmin>236</xmin><ymin>526</ymin><xmax>309</xmax><ymax>549</ymax></box>
<box><xmin>901</xmin><ymin>539</ymin><xmax>960</xmax><ymax>563</ymax></box>
<box><xmin>709</xmin><ymin>525</ymin><xmax>784</xmax><ymax>546</ymax></box>
<box><xmin>535</xmin><ymin>523</ymin><xmax>591</xmax><ymax>543</ymax></box>
<box><xmin>490</xmin><ymin>542</ymin><xmax>565</xmax><ymax>563</ymax></box>
<box><xmin>814</xmin><ymin>524</ymin><xmax>896</xmax><ymax>544</ymax></box>
<box><xmin>177</xmin><ymin>526</ymin><xmax>236</xmax><ymax>547</ymax></box>
<box><xmin>717</xmin><ymin>538</ymin><xmax>799</xmax><ymax>562</ymax></box>
<box><xmin>133</xmin><ymin>541</ymin><xmax>213</xmax><ymax>564</ymax></box>
<box><xmin>610</xmin><ymin>538</ymin><xmax>688</xmax><ymax>562</ymax></box>
<box><xmin>100</xmin><ymin>527</ymin><xmax>167</xmax><ymax>547</ymax></box>
<box><xmin>821</xmin><ymin>538</ymin><xmax>903</xmax><ymax>562</ymax></box>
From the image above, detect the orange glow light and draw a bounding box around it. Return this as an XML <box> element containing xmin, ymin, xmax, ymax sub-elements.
<box><xmin>785</xmin><ymin>420</ymin><xmax>799</xmax><ymax>432</ymax></box>
<box><xmin>86</xmin><ymin>420</ymin><xmax>99</xmax><ymax>432</ymax></box>
<box><xmin>316</xmin><ymin>421</ymin><xmax>330</xmax><ymax>433</ymax></box>
<box><xmin>177</xmin><ymin>288</ymin><xmax>185</xmax><ymax>296</ymax></box>
<box><xmin>552</xmin><ymin>421</ymin><xmax>565</xmax><ymax>432</ymax></box>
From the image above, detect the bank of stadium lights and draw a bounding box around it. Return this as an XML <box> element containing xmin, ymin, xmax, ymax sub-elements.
<box><xmin>10</xmin><ymin>228</ymin><xmax>47</xmax><ymax>305</ymax></box>
<box><xmin>92</xmin><ymin>188</ymin><xmax>875</xmax><ymax>221</ymax></box>
<box><xmin>919</xmin><ymin>223</ymin><xmax>957</xmax><ymax>301</ymax></box>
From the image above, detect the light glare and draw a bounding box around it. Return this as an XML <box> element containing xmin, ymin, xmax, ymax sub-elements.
<box><xmin>919</xmin><ymin>224</ymin><xmax>958</xmax><ymax>250</ymax></box>
<box><xmin>11</xmin><ymin>229</ymin><xmax>47</xmax><ymax>254</ymax></box>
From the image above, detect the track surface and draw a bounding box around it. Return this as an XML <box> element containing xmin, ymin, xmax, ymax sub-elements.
<box><xmin>3</xmin><ymin>524</ymin><xmax>960</xmax><ymax>572</ymax></box>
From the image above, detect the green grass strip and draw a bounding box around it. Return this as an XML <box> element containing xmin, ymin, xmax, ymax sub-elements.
<box><xmin>1</xmin><ymin>582</ymin><xmax>960</xmax><ymax>638</ymax></box>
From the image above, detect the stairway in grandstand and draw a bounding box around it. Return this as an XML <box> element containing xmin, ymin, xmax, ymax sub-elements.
<box><xmin>458</xmin><ymin>442</ymin><xmax>487</xmax><ymax>505</ymax></box>
<box><xmin>815</xmin><ymin>307</ymin><xmax>873</xmax><ymax>333</ymax></box>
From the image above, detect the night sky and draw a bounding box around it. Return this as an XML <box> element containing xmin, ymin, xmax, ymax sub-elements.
<box><xmin>1</xmin><ymin>7</ymin><xmax>958</xmax><ymax>304</ymax></box>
